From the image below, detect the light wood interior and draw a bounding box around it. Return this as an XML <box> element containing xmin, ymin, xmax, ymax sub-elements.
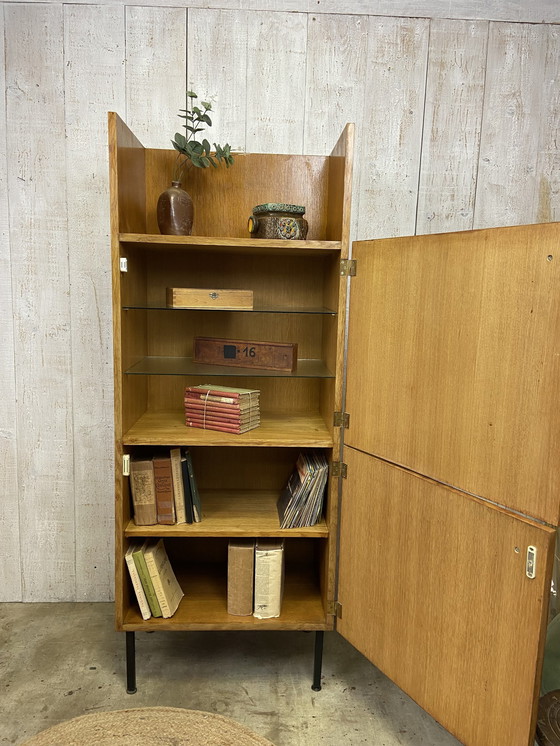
<box><xmin>346</xmin><ymin>224</ymin><xmax>560</xmax><ymax>525</ymax></box>
<box><xmin>109</xmin><ymin>113</ymin><xmax>353</xmax><ymax>631</ymax></box>
<box><xmin>338</xmin><ymin>448</ymin><xmax>555</xmax><ymax>746</ymax></box>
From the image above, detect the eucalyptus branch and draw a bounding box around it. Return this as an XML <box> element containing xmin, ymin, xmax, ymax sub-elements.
<box><xmin>171</xmin><ymin>91</ymin><xmax>234</xmax><ymax>183</ymax></box>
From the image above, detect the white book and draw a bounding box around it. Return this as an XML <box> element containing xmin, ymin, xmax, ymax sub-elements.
<box><xmin>124</xmin><ymin>543</ymin><xmax>151</xmax><ymax>620</ymax></box>
<box><xmin>143</xmin><ymin>539</ymin><xmax>184</xmax><ymax>618</ymax></box>
<box><xmin>253</xmin><ymin>540</ymin><xmax>284</xmax><ymax>619</ymax></box>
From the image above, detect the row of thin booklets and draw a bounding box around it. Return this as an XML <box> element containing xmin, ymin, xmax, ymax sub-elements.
<box><xmin>125</xmin><ymin>538</ymin><xmax>284</xmax><ymax>621</ymax></box>
<box><xmin>129</xmin><ymin>448</ymin><xmax>201</xmax><ymax>526</ymax></box>
<box><xmin>184</xmin><ymin>384</ymin><xmax>261</xmax><ymax>434</ymax></box>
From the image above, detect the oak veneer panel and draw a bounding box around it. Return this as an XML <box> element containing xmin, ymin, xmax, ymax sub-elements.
<box><xmin>123</xmin><ymin>409</ymin><xmax>333</xmax><ymax>447</ymax></box>
<box><xmin>338</xmin><ymin>448</ymin><xmax>554</xmax><ymax>746</ymax></box>
<box><xmin>144</xmin><ymin>150</ymin><xmax>330</xmax><ymax>239</ymax></box>
<box><xmin>347</xmin><ymin>222</ymin><xmax>560</xmax><ymax>524</ymax></box>
<box><xmin>124</xmin><ymin>491</ymin><xmax>328</xmax><ymax>537</ymax></box>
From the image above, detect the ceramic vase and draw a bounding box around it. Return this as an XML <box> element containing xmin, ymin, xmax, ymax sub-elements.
<box><xmin>157</xmin><ymin>181</ymin><xmax>194</xmax><ymax>235</ymax></box>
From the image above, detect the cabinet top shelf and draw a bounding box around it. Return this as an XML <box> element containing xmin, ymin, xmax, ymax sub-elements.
<box><xmin>119</xmin><ymin>233</ymin><xmax>342</xmax><ymax>256</ymax></box>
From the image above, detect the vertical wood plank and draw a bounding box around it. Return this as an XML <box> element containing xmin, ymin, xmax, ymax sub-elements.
<box><xmin>125</xmin><ymin>6</ymin><xmax>187</xmax><ymax>150</ymax></box>
<box><xmin>304</xmin><ymin>13</ymin><xmax>367</xmax><ymax>238</ymax></box>
<box><xmin>474</xmin><ymin>22</ymin><xmax>547</xmax><ymax>228</ymax></box>
<box><xmin>356</xmin><ymin>16</ymin><xmax>429</xmax><ymax>240</ymax></box>
<box><xmin>64</xmin><ymin>4</ymin><xmax>126</xmax><ymax>601</ymax></box>
<box><xmin>187</xmin><ymin>8</ymin><xmax>249</xmax><ymax>154</ymax></box>
<box><xmin>246</xmin><ymin>11</ymin><xmax>307</xmax><ymax>154</ymax></box>
<box><xmin>0</xmin><ymin>6</ymin><xmax>22</xmax><ymax>601</ymax></box>
<box><xmin>5</xmin><ymin>4</ymin><xmax>75</xmax><ymax>601</ymax></box>
<box><xmin>416</xmin><ymin>19</ymin><xmax>487</xmax><ymax>234</ymax></box>
<box><xmin>536</xmin><ymin>25</ymin><xmax>560</xmax><ymax>223</ymax></box>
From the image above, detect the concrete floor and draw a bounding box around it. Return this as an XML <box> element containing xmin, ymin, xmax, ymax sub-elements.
<box><xmin>0</xmin><ymin>603</ymin><xmax>462</xmax><ymax>746</ymax></box>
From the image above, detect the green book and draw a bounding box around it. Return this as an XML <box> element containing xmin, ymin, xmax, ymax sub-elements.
<box><xmin>183</xmin><ymin>449</ymin><xmax>202</xmax><ymax>523</ymax></box>
<box><xmin>132</xmin><ymin>540</ymin><xmax>162</xmax><ymax>617</ymax></box>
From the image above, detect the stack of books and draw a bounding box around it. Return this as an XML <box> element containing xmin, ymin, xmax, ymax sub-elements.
<box><xmin>129</xmin><ymin>448</ymin><xmax>201</xmax><ymax>526</ymax></box>
<box><xmin>277</xmin><ymin>451</ymin><xmax>328</xmax><ymax>529</ymax></box>
<box><xmin>184</xmin><ymin>385</ymin><xmax>261</xmax><ymax>434</ymax></box>
<box><xmin>125</xmin><ymin>538</ymin><xmax>184</xmax><ymax>620</ymax></box>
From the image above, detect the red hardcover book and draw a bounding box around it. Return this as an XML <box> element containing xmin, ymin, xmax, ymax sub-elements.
<box><xmin>152</xmin><ymin>456</ymin><xmax>176</xmax><ymax>525</ymax></box>
<box><xmin>185</xmin><ymin>386</ymin><xmax>242</xmax><ymax>400</ymax></box>
<box><xmin>186</xmin><ymin>414</ymin><xmax>260</xmax><ymax>426</ymax></box>
<box><xmin>184</xmin><ymin>396</ymin><xmax>255</xmax><ymax>411</ymax></box>
<box><xmin>186</xmin><ymin>421</ymin><xmax>259</xmax><ymax>434</ymax></box>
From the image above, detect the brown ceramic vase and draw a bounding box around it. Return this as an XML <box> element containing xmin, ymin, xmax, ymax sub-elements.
<box><xmin>157</xmin><ymin>181</ymin><xmax>194</xmax><ymax>235</ymax></box>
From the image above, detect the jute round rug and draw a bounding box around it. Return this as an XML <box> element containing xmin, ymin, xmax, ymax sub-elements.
<box><xmin>21</xmin><ymin>706</ymin><xmax>274</xmax><ymax>746</ymax></box>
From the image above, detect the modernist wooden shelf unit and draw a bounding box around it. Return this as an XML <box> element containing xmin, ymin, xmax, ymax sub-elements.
<box><xmin>109</xmin><ymin>112</ymin><xmax>560</xmax><ymax>746</ymax></box>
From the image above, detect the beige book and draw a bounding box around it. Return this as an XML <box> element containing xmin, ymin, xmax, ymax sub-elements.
<box><xmin>129</xmin><ymin>459</ymin><xmax>157</xmax><ymax>525</ymax></box>
<box><xmin>170</xmin><ymin>448</ymin><xmax>187</xmax><ymax>524</ymax></box>
<box><xmin>253</xmin><ymin>539</ymin><xmax>284</xmax><ymax>619</ymax></box>
<box><xmin>228</xmin><ymin>540</ymin><xmax>255</xmax><ymax>616</ymax></box>
<box><xmin>143</xmin><ymin>539</ymin><xmax>184</xmax><ymax>618</ymax></box>
<box><xmin>124</xmin><ymin>543</ymin><xmax>151</xmax><ymax>620</ymax></box>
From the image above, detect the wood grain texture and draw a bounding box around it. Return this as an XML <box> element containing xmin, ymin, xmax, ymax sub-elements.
<box><xmin>187</xmin><ymin>8</ymin><xmax>249</xmax><ymax>154</ymax></box>
<box><xmin>246</xmin><ymin>11</ymin><xmax>307</xmax><ymax>153</ymax></box>
<box><xmin>0</xmin><ymin>9</ymin><xmax>22</xmax><ymax>601</ymax></box>
<box><xmin>416</xmin><ymin>19</ymin><xmax>487</xmax><ymax>234</ymax></box>
<box><xmin>474</xmin><ymin>23</ymin><xmax>547</xmax><ymax>229</ymax></box>
<box><xmin>123</xmin><ymin>410</ymin><xmax>333</xmax><ymax>447</ymax></box>
<box><xmin>4</xmin><ymin>0</ymin><xmax>559</xmax><ymax>23</ymax></box>
<box><xmin>5</xmin><ymin>4</ymin><xmax>75</xmax><ymax>601</ymax></box>
<box><xmin>125</xmin><ymin>6</ymin><xmax>187</xmax><ymax>150</ymax></box>
<box><xmin>338</xmin><ymin>449</ymin><xmax>554</xmax><ymax>746</ymax></box>
<box><xmin>356</xmin><ymin>16</ymin><xmax>429</xmax><ymax>240</ymax></box>
<box><xmin>347</xmin><ymin>224</ymin><xmax>560</xmax><ymax>525</ymax></box>
<box><xmin>64</xmin><ymin>5</ymin><xmax>125</xmax><ymax>601</ymax></box>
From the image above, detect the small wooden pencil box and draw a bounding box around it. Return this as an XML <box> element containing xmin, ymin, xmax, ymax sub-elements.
<box><xmin>167</xmin><ymin>287</ymin><xmax>253</xmax><ymax>310</ymax></box>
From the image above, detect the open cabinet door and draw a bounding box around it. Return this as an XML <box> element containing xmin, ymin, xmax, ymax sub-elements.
<box><xmin>337</xmin><ymin>224</ymin><xmax>560</xmax><ymax>746</ymax></box>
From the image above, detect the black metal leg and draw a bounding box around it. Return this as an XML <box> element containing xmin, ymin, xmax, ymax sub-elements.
<box><xmin>311</xmin><ymin>631</ymin><xmax>324</xmax><ymax>691</ymax></box>
<box><xmin>126</xmin><ymin>631</ymin><xmax>137</xmax><ymax>694</ymax></box>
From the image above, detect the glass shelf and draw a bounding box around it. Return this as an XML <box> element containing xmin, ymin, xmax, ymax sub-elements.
<box><xmin>125</xmin><ymin>356</ymin><xmax>335</xmax><ymax>378</ymax></box>
<box><xmin>122</xmin><ymin>304</ymin><xmax>337</xmax><ymax>316</ymax></box>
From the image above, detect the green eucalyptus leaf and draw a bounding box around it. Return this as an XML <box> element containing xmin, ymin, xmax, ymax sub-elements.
<box><xmin>174</xmin><ymin>132</ymin><xmax>186</xmax><ymax>146</ymax></box>
<box><xmin>201</xmin><ymin>156</ymin><xmax>211</xmax><ymax>167</ymax></box>
<box><xmin>187</xmin><ymin>91</ymin><xmax>197</xmax><ymax>98</ymax></box>
<box><xmin>191</xmin><ymin>155</ymin><xmax>204</xmax><ymax>167</ymax></box>
<box><xmin>202</xmin><ymin>139</ymin><xmax>211</xmax><ymax>155</ymax></box>
<box><xmin>208</xmin><ymin>157</ymin><xmax>218</xmax><ymax>168</ymax></box>
<box><xmin>201</xmin><ymin>101</ymin><xmax>211</xmax><ymax>109</ymax></box>
<box><xmin>202</xmin><ymin>114</ymin><xmax>212</xmax><ymax>126</ymax></box>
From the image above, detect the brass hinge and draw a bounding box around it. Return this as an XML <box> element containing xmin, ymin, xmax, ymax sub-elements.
<box><xmin>328</xmin><ymin>600</ymin><xmax>343</xmax><ymax>618</ymax></box>
<box><xmin>333</xmin><ymin>411</ymin><xmax>350</xmax><ymax>428</ymax></box>
<box><xmin>331</xmin><ymin>461</ymin><xmax>347</xmax><ymax>479</ymax></box>
<box><xmin>122</xmin><ymin>454</ymin><xmax>130</xmax><ymax>476</ymax></box>
<box><xmin>340</xmin><ymin>259</ymin><xmax>357</xmax><ymax>277</ymax></box>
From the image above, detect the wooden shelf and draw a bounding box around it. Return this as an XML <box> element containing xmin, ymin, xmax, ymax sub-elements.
<box><xmin>123</xmin><ymin>410</ymin><xmax>334</xmax><ymax>447</ymax></box>
<box><xmin>122</xmin><ymin>564</ymin><xmax>327</xmax><ymax>631</ymax></box>
<box><xmin>120</xmin><ymin>233</ymin><xmax>342</xmax><ymax>256</ymax></box>
<box><xmin>125</xmin><ymin>356</ymin><xmax>334</xmax><ymax>379</ymax></box>
<box><xmin>124</xmin><ymin>490</ymin><xmax>329</xmax><ymax>538</ymax></box>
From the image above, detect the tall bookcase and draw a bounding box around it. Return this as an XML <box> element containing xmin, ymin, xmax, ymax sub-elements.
<box><xmin>108</xmin><ymin>113</ymin><xmax>354</xmax><ymax>690</ymax></box>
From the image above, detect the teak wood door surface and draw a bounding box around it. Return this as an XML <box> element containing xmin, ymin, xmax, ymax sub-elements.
<box><xmin>338</xmin><ymin>223</ymin><xmax>560</xmax><ymax>746</ymax></box>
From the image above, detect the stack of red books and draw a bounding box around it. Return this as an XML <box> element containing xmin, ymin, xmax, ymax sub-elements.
<box><xmin>184</xmin><ymin>385</ymin><xmax>261</xmax><ymax>434</ymax></box>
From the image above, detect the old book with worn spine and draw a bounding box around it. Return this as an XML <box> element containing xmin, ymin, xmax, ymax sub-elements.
<box><xmin>129</xmin><ymin>458</ymin><xmax>157</xmax><ymax>526</ymax></box>
<box><xmin>169</xmin><ymin>448</ymin><xmax>187</xmax><ymax>524</ymax></box>
<box><xmin>125</xmin><ymin>543</ymin><xmax>151</xmax><ymax>620</ymax></box>
<box><xmin>253</xmin><ymin>540</ymin><xmax>284</xmax><ymax>619</ymax></box>
<box><xmin>153</xmin><ymin>455</ymin><xmax>176</xmax><ymax>525</ymax></box>
<box><xmin>143</xmin><ymin>539</ymin><xmax>184</xmax><ymax>618</ymax></box>
<box><xmin>227</xmin><ymin>539</ymin><xmax>255</xmax><ymax>616</ymax></box>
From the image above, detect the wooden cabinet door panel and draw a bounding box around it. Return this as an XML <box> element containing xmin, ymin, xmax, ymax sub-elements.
<box><xmin>346</xmin><ymin>224</ymin><xmax>560</xmax><ymax>524</ymax></box>
<box><xmin>337</xmin><ymin>448</ymin><xmax>554</xmax><ymax>746</ymax></box>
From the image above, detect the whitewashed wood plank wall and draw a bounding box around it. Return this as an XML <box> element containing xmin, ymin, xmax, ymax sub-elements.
<box><xmin>1</xmin><ymin>2</ymin><xmax>559</xmax><ymax>602</ymax></box>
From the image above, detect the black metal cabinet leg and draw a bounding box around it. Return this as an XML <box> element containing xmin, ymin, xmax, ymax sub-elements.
<box><xmin>126</xmin><ymin>631</ymin><xmax>137</xmax><ymax>694</ymax></box>
<box><xmin>311</xmin><ymin>631</ymin><xmax>324</xmax><ymax>691</ymax></box>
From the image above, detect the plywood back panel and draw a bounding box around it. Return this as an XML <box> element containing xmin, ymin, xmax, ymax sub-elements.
<box><xmin>346</xmin><ymin>222</ymin><xmax>560</xmax><ymax>524</ymax></box>
<box><xmin>338</xmin><ymin>449</ymin><xmax>554</xmax><ymax>746</ymax></box>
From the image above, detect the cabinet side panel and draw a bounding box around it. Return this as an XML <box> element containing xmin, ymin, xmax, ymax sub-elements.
<box><xmin>338</xmin><ymin>448</ymin><xmax>554</xmax><ymax>746</ymax></box>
